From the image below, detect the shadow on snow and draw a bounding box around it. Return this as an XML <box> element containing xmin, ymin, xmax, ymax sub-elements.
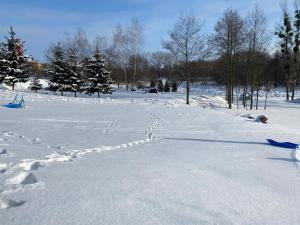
<box><xmin>165</xmin><ymin>137</ymin><xmax>266</xmax><ymax>146</ymax></box>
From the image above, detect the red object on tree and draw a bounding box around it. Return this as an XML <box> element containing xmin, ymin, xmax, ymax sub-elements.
<box><xmin>16</xmin><ymin>44</ymin><xmax>24</xmax><ymax>56</ymax></box>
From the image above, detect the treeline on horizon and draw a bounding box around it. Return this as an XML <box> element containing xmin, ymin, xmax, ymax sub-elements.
<box><xmin>0</xmin><ymin>2</ymin><xmax>299</xmax><ymax>109</ymax></box>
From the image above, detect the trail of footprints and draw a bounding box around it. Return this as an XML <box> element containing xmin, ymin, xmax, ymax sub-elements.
<box><xmin>0</xmin><ymin>112</ymin><xmax>163</xmax><ymax>209</ymax></box>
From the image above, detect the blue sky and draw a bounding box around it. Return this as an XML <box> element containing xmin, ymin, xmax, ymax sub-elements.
<box><xmin>0</xmin><ymin>0</ymin><xmax>284</xmax><ymax>61</ymax></box>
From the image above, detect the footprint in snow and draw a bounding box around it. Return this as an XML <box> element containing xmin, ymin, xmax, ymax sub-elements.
<box><xmin>0</xmin><ymin>198</ymin><xmax>25</xmax><ymax>209</ymax></box>
<box><xmin>0</xmin><ymin>164</ymin><xmax>7</xmax><ymax>173</ymax></box>
<box><xmin>15</xmin><ymin>160</ymin><xmax>43</xmax><ymax>171</ymax></box>
<box><xmin>5</xmin><ymin>172</ymin><xmax>38</xmax><ymax>185</ymax></box>
<box><xmin>0</xmin><ymin>148</ymin><xmax>7</xmax><ymax>154</ymax></box>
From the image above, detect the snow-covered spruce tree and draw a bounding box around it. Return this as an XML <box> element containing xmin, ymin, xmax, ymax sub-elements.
<box><xmin>2</xmin><ymin>27</ymin><xmax>29</xmax><ymax>90</ymax></box>
<box><xmin>0</xmin><ymin>42</ymin><xmax>7</xmax><ymax>83</ymax></box>
<box><xmin>29</xmin><ymin>75</ymin><xmax>42</xmax><ymax>93</ymax></box>
<box><xmin>157</xmin><ymin>79</ymin><xmax>164</xmax><ymax>92</ymax></box>
<box><xmin>164</xmin><ymin>80</ymin><xmax>171</xmax><ymax>92</ymax></box>
<box><xmin>66</xmin><ymin>47</ymin><xmax>84</xmax><ymax>97</ymax></box>
<box><xmin>84</xmin><ymin>47</ymin><xmax>112</xmax><ymax>98</ymax></box>
<box><xmin>171</xmin><ymin>81</ymin><xmax>178</xmax><ymax>92</ymax></box>
<box><xmin>47</xmin><ymin>43</ymin><xmax>69</xmax><ymax>96</ymax></box>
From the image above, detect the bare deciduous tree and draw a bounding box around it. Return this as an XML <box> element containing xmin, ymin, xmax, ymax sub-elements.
<box><xmin>112</xmin><ymin>24</ymin><xmax>131</xmax><ymax>90</ymax></box>
<box><xmin>93</xmin><ymin>35</ymin><xmax>107</xmax><ymax>54</ymax></box>
<box><xmin>163</xmin><ymin>13</ymin><xmax>206</xmax><ymax>104</ymax></box>
<box><xmin>211</xmin><ymin>9</ymin><xmax>245</xmax><ymax>109</ymax></box>
<box><xmin>127</xmin><ymin>18</ymin><xmax>144</xmax><ymax>88</ymax></box>
<box><xmin>150</xmin><ymin>51</ymin><xmax>174</xmax><ymax>78</ymax></box>
<box><xmin>247</xmin><ymin>3</ymin><xmax>269</xmax><ymax>110</ymax></box>
<box><xmin>73</xmin><ymin>29</ymin><xmax>91</xmax><ymax>62</ymax></box>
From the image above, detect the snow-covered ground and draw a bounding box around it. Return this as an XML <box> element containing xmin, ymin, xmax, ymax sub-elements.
<box><xmin>1</xmin><ymin>86</ymin><xmax>300</xmax><ymax>225</ymax></box>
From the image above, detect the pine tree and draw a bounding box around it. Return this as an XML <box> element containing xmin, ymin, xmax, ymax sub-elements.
<box><xmin>291</xmin><ymin>8</ymin><xmax>300</xmax><ymax>100</ymax></box>
<box><xmin>84</xmin><ymin>47</ymin><xmax>112</xmax><ymax>98</ymax></box>
<box><xmin>164</xmin><ymin>80</ymin><xmax>171</xmax><ymax>92</ymax></box>
<box><xmin>0</xmin><ymin>42</ymin><xmax>7</xmax><ymax>83</ymax></box>
<box><xmin>150</xmin><ymin>80</ymin><xmax>156</xmax><ymax>88</ymax></box>
<box><xmin>66</xmin><ymin>47</ymin><xmax>83</xmax><ymax>97</ymax></box>
<box><xmin>157</xmin><ymin>79</ymin><xmax>164</xmax><ymax>92</ymax></box>
<box><xmin>2</xmin><ymin>27</ymin><xmax>29</xmax><ymax>90</ymax></box>
<box><xmin>47</xmin><ymin>43</ymin><xmax>69</xmax><ymax>96</ymax></box>
<box><xmin>171</xmin><ymin>81</ymin><xmax>178</xmax><ymax>92</ymax></box>
<box><xmin>29</xmin><ymin>75</ymin><xmax>42</xmax><ymax>93</ymax></box>
<box><xmin>275</xmin><ymin>10</ymin><xmax>293</xmax><ymax>100</ymax></box>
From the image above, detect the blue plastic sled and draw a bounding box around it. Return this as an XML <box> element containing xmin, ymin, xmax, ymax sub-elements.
<box><xmin>3</xmin><ymin>93</ymin><xmax>25</xmax><ymax>109</ymax></box>
<box><xmin>267</xmin><ymin>139</ymin><xmax>299</xmax><ymax>149</ymax></box>
<box><xmin>4</xmin><ymin>102</ymin><xmax>24</xmax><ymax>108</ymax></box>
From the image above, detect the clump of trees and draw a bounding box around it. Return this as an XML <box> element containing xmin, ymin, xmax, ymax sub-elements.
<box><xmin>47</xmin><ymin>42</ymin><xmax>112</xmax><ymax>97</ymax></box>
<box><xmin>1</xmin><ymin>4</ymin><xmax>299</xmax><ymax>108</ymax></box>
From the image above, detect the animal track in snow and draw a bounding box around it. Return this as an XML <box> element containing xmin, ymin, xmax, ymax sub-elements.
<box><xmin>0</xmin><ymin>129</ymin><xmax>44</xmax><ymax>147</ymax></box>
<box><xmin>0</xmin><ymin>111</ymin><xmax>164</xmax><ymax>207</ymax></box>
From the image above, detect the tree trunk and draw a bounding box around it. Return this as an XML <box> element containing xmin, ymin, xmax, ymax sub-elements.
<box><xmin>231</xmin><ymin>55</ymin><xmax>234</xmax><ymax>107</ymax></box>
<box><xmin>133</xmin><ymin>54</ymin><xmax>137</xmax><ymax>88</ymax></box>
<box><xmin>61</xmin><ymin>91</ymin><xmax>63</xmax><ymax>96</ymax></box>
<box><xmin>264</xmin><ymin>90</ymin><xmax>267</xmax><ymax>110</ymax></box>
<box><xmin>123</xmin><ymin>67</ymin><xmax>128</xmax><ymax>91</ymax></box>
<box><xmin>186</xmin><ymin>80</ymin><xmax>190</xmax><ymax>105</ymax></box>
<box><xmin>286</xmin><ymin>80</ymin><xmax>289</xmax><ymax>101</ymax></box>
<box><xmin>255</xmin><ymin>88</ymin><xmax>259</xmax><ymax>110</ymax></box>
<box><xmin>291</xmin><ymin>69</ymin><xmax>296</xmax><ymax>101</ymax></box>
<box><xmin>242</xmin><ymin>86</ymin><xmax>246</xmax><ymax>108</ymax></box>
<box><xmin>12</xmin><ymin>84</ymin><xmax>15</xmax><ymax>91</ymax></box>
<box><xmin>226</xmin><ymin>54</ymin><xmax>232</xmax><ymax>109</ymax></box>
<box><xmin>97</xmin><ymin>91</ymin><xmax>100</xmax><ymax>98</ymax></box>
<box><xmin>245</xmin><ymin>86</ymin><xmax>248</xmax><ymax>110</ymax></box>
<box><xmin>236</xmin><ymin>87</ymin><xmax>239</xmax><ymax>109</ymax></box>
<box><xmin>250</xmin><ymin>88</ymin><xmax>254</xmax><ymax>110</ymax></box>
<box><xmin>250</xmin><ymin>55</ymin><xmax>255</xmax><ymax>110</ymax></box>
<box><xmin>74</xmin><ymin>91</ymin><xmax>77</xmax><ymax>97</ymax></box>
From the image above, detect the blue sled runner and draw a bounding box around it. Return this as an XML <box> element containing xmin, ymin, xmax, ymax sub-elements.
<box><xmin>267</xmin><ymin>139</ymin><xmax>299</xmax><ymax>149</ymax></box>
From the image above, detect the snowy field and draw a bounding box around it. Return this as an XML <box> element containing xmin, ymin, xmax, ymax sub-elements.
<box><xmin>1</xmin><ymin>86</ymin><xmax>300</xmax><ymax>225</ymax></box>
